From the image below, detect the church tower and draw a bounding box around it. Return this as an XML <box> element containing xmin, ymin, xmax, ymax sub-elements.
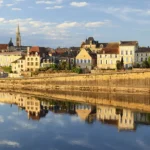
<box><xmin>16</xmin><ymin>24</ymin><xmax>21</xmax><ymax>47</ymax></box>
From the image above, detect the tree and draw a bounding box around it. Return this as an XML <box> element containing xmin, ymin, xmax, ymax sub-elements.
<box><xmin>142</xmin><ymin>60</ymin><xmax>149</xmax><ymax>68</ymax></box>
<box><xmin>148</xmin><ymin>57</ymin><xmax>150</xmax><ymax>67</ymax></box>
<box><xmin>116</xmin><ymin>60</ymin><xmax>122</xmax><ymax>70</ymax></box>
<box><xmin>120</xmin><ymin>57</ymin><xmax>124</xmax><ymax>69</ymax></box>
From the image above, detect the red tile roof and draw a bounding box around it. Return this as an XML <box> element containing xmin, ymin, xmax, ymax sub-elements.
<box><xmin>0</xmin><ymin>44</ymin><xmax>8</xmax><ymax>50</ymax></box>
<box><xmin>100</xmin><ymin>43</ymin><xmax>119</xmax><ymax>54</ymax></box>
<box><xmin>29</xmin><ymin>46</ymin><xmax>39</xmax><ymax>52</ymax></box>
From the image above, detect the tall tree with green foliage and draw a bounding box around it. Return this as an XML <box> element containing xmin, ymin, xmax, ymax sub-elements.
<box><xmin>121</xmin><ymin>57</ymin><xmax>124</xmax><ymax>69</ymax></box>
<box><xmin>116</xmin><ymin>60</ymin><xmax>122</xmax><ymax>70</ymax></box>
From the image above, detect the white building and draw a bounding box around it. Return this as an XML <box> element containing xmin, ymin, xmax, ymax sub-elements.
<box><xmin>119</xmin><ymin>41</ymin><xmax>138</xmax><ymax>68</ymax></box>
<box><xmin>135</xmin><ymin>47</ymin><xmax>150</xmax><ymax>65</ymax></box>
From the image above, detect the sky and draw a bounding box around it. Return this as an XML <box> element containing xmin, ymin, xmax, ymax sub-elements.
<box><xmin>0</xmin><ymin>0</ymin><xmax>150</xmax><ymax>48</ymax></box>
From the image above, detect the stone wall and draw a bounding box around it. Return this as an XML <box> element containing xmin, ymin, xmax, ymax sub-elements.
<box><xmin>0</xmin><ymin>71</ymin><xmax>150</xmax><ymax>93</ymax></box>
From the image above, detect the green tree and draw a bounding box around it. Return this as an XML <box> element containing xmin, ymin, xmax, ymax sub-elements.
<box><xmin>116</xmin><ymin>60</ymin><xmax>121</xmax><ymax>70</ymax></box>
<box><xmin>148</xmin><ymin>57</ymin><xmax>150</xmax><ymax>67</ymax></box>
<box><xmin>120</xmin><ymin>57</ymin><xmax>124</xmax><ymax>69</ymax></box>
<box><xmin>142</xmin><ymin>60</ymin><xmax>149</xmax><ymax>68</ymax></box>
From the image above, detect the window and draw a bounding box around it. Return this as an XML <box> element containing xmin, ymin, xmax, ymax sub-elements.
<box><xmin>141</xmin><ymin>58</ymin><xmax>143</xmax><ymax>62</ymax></box>
<box><xmin>100</xmin><ymin>55</ymin><xmax>102</xmax><ymax>58</ymax></box>
<box><xmin>31</xmin><ymin>62</ymin><xmax>33</xmax><ymax>66</ymax></box>
<box><xmin>27</xmin><ymin>58</ymin><xmax>29</xmax><ymax>61</ymax></box>
<box><xmin>141</xmin><ymin>54</ymin><xmax>143</xmax><ymax>56</ymax></box>
<box><xmin>115</xmin><ymin>55</ymin><xmax>117</xmax><ymax>58</ymax></box>
<box><xmin>81</xmin><ymin>59</ymin><xmax>83</xmax><ymax>63</ymax></box>
<box><xmin>106</xmin><ymin>60</ymin><xmax>107</xmax><ymax>64</ymax></box>
<box><xmin>126</xmin><ymin>51</ymin><xmax>128</xmax><ymax>55</ymax></box>
<box><xmin>121</xmin><ymin>51</ymin><xmax>123</xmax><ymax>55</ymax></box>
<box><xmin>100</xmin><ymin>60</ymin><xmax>102</xmax><ymax>64</ymax></box>
<box><xmin>130</xmin><ymin>51</ymin><xmax>132</xmax><ymax>55</ymax></box>
<box><xmin>27</xmin><ymin>62</ymin><xmax>30</xmax><ymax>66</ymax></box>
<box><xmin>76</xmin><ymin>59</ymin><xmax>79</xmax><ymax>63</ymax></box>
<box><xmin>146</xmin><ymin>53</ymin><xmax>147</xmax><ymax>56</ymax></box>
<box><xmin>137</xmin><ymin>54</ymin><xmax>138</xmax><ymax>56</ymax></box>
<box><xmin>126</xmin><ymin>58</ymin><xmax>128</xmax><ymax>62</ymax></box>
<box><xmin>110</xmin><ymin>54</ymin><xmax>112</xmax><ymax>58</ymax></box>
<box><xmin>84</xmin><ymin>59</ymin><xmax>86</xmax><ymax>63</ymax></box>
<box><xmin>88</xmin><ymin>60</ymin><xmax>91</xmax><ymax>63</ymax></box>
<box><xmin>145</xmin><ymin>58</ymin><xmax>147</xmax><ymax>61</ymax></box>
<box><xmin>31</xmin><ymin>58</ymin><xmax>33</xmax><ymax>61</ymax></box>
<box><xmin>36</xmin><ymin>58</ymin><xmax>38</xmax><ymax>61</ymax></box>
<box><xmin>36</xmin><ymin>62</ymin><xmax>38</xmax><ymax>66</ymax></box>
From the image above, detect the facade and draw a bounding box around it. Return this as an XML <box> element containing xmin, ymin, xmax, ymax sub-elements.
<box><xmin>97</xmin><ymin>43</ymin><xmax>119</xmax><ymax>69</ymax></box>
<box><xmin>76</xmin><ymin>48</ymin><xmax>97</xmax><ymax>72</ymax></box>
<box><xmin>11</xmin><ymin>57</ymin><xmax>26</xmax><ymax>73</ymax></box>
<box><xmin>16</xmin><ymin>24</ymin><xmax>21</xmax><ymax>47</ymax></box>
<box><xmin>25</xmin><ymin>48</ymin><xmax>40</xmax><ymax>72</ymax></box>
<box><xmin>135</xmin><ymin>47</ymin><xmax>150</xmax><ymax>65</ymax></box>
<box><xmin>0</xmin><ymin>51</ymin><xmax>23</xmax><ymax>67</ymax></box>
<box><xmin>119</xmin><ymin>41</ymin><xmax>138</xmax><ymax>68</ymax></box>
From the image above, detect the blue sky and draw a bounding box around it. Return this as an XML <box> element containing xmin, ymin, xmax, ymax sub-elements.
<box><xmin>0</xmin><ymin>0</ymin><xmax>150</xmax><ymax>48</ymax></box>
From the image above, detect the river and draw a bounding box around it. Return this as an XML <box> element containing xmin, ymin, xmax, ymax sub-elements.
<box><xmin>0</xmin><ymin>92</ymin><xmax>149</xmax><ymax>150</ymax></box>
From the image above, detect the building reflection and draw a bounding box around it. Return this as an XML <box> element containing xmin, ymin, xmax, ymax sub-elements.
<box><xmin>97</xmin><ymin>105</ymin><xmax>150</xmax><ymax>131</ymax></box>
<box><xmin>0</xmin><ymin>92</ymin><xmax>150</xmax><ymax>131</ymax></box>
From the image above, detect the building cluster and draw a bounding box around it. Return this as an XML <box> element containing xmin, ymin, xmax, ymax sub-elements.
<box><xmin>76</xmin><ymin>37</ymin><xmax>150</xmax><ymax>72</ymax></box>
<box><xmin>0</xmin><ymin>25</ymin><xmax>150</xmax><ymax>76</ymax></box>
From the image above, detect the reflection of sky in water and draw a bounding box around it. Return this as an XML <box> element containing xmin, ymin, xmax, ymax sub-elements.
<box><xmin>0</xmin><ymin>104</ymin><xmax>150</xmax><ymax>150</ymax></box>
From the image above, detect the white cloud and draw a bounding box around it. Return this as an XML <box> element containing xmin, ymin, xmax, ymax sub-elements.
<box><xmin>70</xmin><ymin>2</ymin><xmax>88</xmax><ymax>7</ymax></box>
<box><xmin>36</xmin><ymin>0</ymin><xmax>63</xmax><ymax>5</ymax></box>
<box><xmin>85</xmin><ymin>21</ymin><xmax>110</xmax><ymax>27</ymax></box>
<box><xmin>12</xmin><ymin>8</ymin><xmax>22</xmax><ymax>11</ymax></box>
<box><xmin>45</xmin><ymin>5</ymin><xmax>63</xmax><ymax>9</ymax></box>
<box><xmin>6</xmin><ymin>4</ymin><xmax>14</xmax><ymax>7</ymax></box>
<box><xmin>57</xmin><ymin>22</ymin><xmax>79</xmax><ymax>28</ymax></box>
<box><xmin>0</xmin><ymin>140</ymin><xmax>20</xmax><ymax>148</ymax></box>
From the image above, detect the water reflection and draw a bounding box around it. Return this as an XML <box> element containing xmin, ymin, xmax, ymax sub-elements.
<box><xmin>0</xmin><ymin>92</ymin><xmax>150</xmax><ymax>131</ymax></box>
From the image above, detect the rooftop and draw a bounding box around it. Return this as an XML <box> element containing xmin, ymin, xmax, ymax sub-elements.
<box><xmin>120</xmin><ymin>41</ymin><xmax>138</xmax><ymax>46</ymax></box>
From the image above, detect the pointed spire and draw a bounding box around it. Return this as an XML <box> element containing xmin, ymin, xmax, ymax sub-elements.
<box><xmin>17</xmin><ymin>23</ymin><xmax>20</xmax><ymax>34</ymax></box>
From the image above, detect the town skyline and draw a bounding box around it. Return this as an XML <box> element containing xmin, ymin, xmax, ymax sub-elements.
<box><xmin>0</xmin><ymin>0</ymin><xmax>150</xmax><ymax>47</ymax></box>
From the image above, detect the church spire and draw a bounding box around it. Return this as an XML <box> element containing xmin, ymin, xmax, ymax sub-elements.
<box><xmin>16</xmin><ymin>24</ymin><xmax>21</xmax><ymax>47</ymax></box>
<box><xmin>17</xmin><ymin>24</ymin><xmax>20</xmax><ymax>34</ymax></box>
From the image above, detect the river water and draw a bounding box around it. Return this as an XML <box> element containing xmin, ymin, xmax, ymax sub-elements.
<box><xmin>0</xmin><ymin>92</ymin><xmax>150</xmax><ymax>150</ymax></box>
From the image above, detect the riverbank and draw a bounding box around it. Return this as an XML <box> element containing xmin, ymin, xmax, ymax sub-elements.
<box><xmin>0</xmin><ymin>71</ymin><xmax>150</xmax><ymax>93</ymax></box>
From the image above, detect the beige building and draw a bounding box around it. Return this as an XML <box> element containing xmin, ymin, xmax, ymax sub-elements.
<box><xmin>97</xmin><ymin>43</ymin><xmax>120</xmax><ymax>69</ymax></box>
<box><xmin>76</xmin><ymin>48</ymin><xmax>97</xmax><ymax>72</ymax></box>
<box><xmin>11</xmin><ymin>57</ymin><xmax>26</xmax><ymax>74</ymax></box>
<box><xmin>25</xmin><ymin>47</ymin><xmax>41</xmax><ymax>72</ymax></box>
<box><xmin>119</xmin><ymin>41</ymin><xmax>138</xmax><ymax>68</ymax></box>
<box><xmin>135</xmin><ymin>47</ymin><xmax>150</xmax><ymax>65</ymax></box>
<box><xmin>0</xmin><ymin>51</ymin><xmax>23</xmax><ymax>67</ymax></box>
